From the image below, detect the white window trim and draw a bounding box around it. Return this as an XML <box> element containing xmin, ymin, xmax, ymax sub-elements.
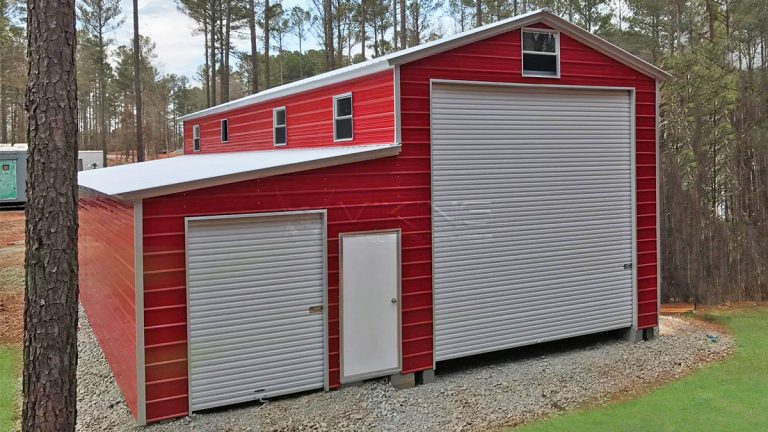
<box><xmin>192</xmin><ymin>124</ymin><xmax>201</xmax><ymax>152</ymax></box>
<box><xmin>273</xmin><ymin>107</ymin><xmax>287</xmax><ymax>147</ymax></box>
<box><xmin>333</xmin><ymin>93</ymin><xmax>353</xmax><ymax>142</ymax></box>
<box><xmin>521</xmin><ymin>28</ymin><xmax>560</xmax><ymax>79</ymax></box>
<box><xmin>220</xmin><ymin>119</ymin><xmax>229</xmax><ymax>142</ymax></box>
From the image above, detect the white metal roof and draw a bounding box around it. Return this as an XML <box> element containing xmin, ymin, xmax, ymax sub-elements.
<box><xmin>0</xmin><ymin>143</ymin><xmax>28</xmax><ymax>151</ymax></box>
<box><xmin>180</xmin><ymin>9</ymin><xmax>670</xmax><ymax>122</ymax></box>
<box><xmin>78</xmin><ymin>144</ymin><xmax>401</xmax><ymax>201</ymax></box>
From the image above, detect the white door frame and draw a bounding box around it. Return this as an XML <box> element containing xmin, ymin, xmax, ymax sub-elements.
<box><xmin>339</xmin><ymin>229</ymin><xmax>402</xmax><ymax>383</ymax></box>
<box><xmin>183</xmin><ymin>209</ymin><xmax>330</xmax><ymax>413</ymax></box>
<box><xmin>428</xmin><ymin>79</ymin><xmax>638</xmax><ymax>367</ymax></box>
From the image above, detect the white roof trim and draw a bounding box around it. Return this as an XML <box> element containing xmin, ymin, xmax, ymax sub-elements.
<box><xmin>180</xmin><ymin>9</ymin><xmax>669</xmax><ymax>122</ymax></box>
<box><xmin>78</xmin><ymin>144</ymin><xmax>401</xmax><ymax>200</ymax></box>
<box><xmin>180</xmin><ymin>59</ymin><xmax>392</xmax><ymax>121</ymax></box>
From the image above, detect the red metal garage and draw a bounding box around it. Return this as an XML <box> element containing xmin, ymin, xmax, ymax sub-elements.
<box><xmin>78</xmin><ymin>9</ymin><xmax>668</xmax><ymax>425</ymax></box>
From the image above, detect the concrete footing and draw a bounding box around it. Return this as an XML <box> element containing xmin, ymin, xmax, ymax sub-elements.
<box><xmin>390</xmin><ymin>372</ymin><xmax>415</xmax><ymax>389</ymax></box>
<box><xmin>340</xmin><ymin>380</ymin><xmax>364</xmax><ymax>389</ymax></box>
<box><xmin>623</xmin><ymin>327</ymin><xmax>644</xmax><ymax>343</ymax></box>
<box><xmin>624</xmin><ymin>326</ymin><xmax>660</xmax><ymax>342</ymax></box>
<box><xmin>643</xmin><ymin>326</ymin><xmax>660</xmax><ymax>340</ymax></box>
<box><xmin>416</xmin><ymin>369</ymin><xmax>435</xmax><ymax>385</ymax></box>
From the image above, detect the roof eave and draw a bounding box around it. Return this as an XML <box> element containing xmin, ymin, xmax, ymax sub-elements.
<box><xmin>180</xmin><ymin>61</ymin><xmax>394</xmax><ymax>122</ymax></box>
<box><xmin>111</xmin><ymin>144</ymin><xmax>402</xmax><ymax>201</ymax></box>
<box><xmin>538</xmin><ymin>14</ymin><xmax>671</xmax><ymax>81</ymax></box>
<box><xmin>386</xmin><ymin>10</ymin><xmax>546</xmax><ymax>66</ymax></box>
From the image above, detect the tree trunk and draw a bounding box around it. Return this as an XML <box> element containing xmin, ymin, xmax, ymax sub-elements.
<box><xmin>133</xmin><ymin>0</ymin><xmax>144</xmax><ymax>161</ymax></box>
<box><xmin>248</xmin><ymin>0</ymin><xmax>259</xmax><ymax>93</ymax></box>
<box><xmin>221</xmin><ymin>0</ymin><xmax>232</xmax><ymax>103</ymax></box>
<box><xmin>393</xmin><ymin>0</ymin><xmax>398</xmax><ymax>49</ymax></box>
<box><xmin>323</xmin><ymin>0</ymin><xmax>334</xmax><ymax>70</ymax></box>
<box><xmin>0</xmin><ymin>54</ymin><xmax>6</xmax><ymax>143</ymax></box>
<box><xmin>210</xmin><ymin>4</ymin><xmax>217</xmax><ymax>105</ymax></box>
<box><xmin>204</xmin><ymin>17</ymin><xmax>211</xmax><ymax>107</ymax></box>
<box><xmin>264</xmin><ymin>0</ymin><xmax>271</xmax><ymax>89</ymax></box>
<box><xmin>475</xmin><ymin>0</ymin><xmax>481</xmax><ymax>27</ymax></box>
<box><xmin>399</xmin><ymin>0</ymin><xmax>406</xmax><ymax>48</ymax></box>
<box><xmin>23</xmin><ymin>0</ymin><xmax>79</xmax><ymax>430</ymax></box>
<box><xmin>359</xmin><ymin>1</ymin><xmax>366</xmax><ymax>60</ymax></box>
<box><xmin>98</xmin><ymin>30</ymin><xmax>108</xmax><ymax>167</ymax></box>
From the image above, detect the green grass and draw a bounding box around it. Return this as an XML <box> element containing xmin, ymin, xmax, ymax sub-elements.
<box><xmin>0</xmin><ymin>344</ymin><xmax>21</xmax><ymax>432</ymax></box>
<box><xmin>516</xmin><ymin>307</ymin><xmax>768</xmax><ymax>432</ymax></box>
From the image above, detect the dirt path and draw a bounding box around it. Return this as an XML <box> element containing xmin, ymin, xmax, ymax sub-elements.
<box><xmin>0</xmin><ymin>210</ymin><xmax>25</xmax><ymax>345</ymax></box>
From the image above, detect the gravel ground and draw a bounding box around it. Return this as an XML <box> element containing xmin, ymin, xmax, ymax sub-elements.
<box><xmin>77</xmin><ymin>309</ymin><xmax>732</xmax><ymax>432</ymax></box>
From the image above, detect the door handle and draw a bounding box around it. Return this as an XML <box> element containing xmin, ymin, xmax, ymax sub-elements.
<box><xmin>391</xmin><ymin>298</ymin><xmax>398</xmax><ymax>304</ymax></box>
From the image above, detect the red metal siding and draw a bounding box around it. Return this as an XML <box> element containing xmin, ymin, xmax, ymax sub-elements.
<box><xmin>139</xmin><ymin>23</ymin><xmax>657</xmax><ymax>423</ymax></box>
<box><xmin>182</xmin><ymin>71</ymin><xmax>395</xmax><ymax>154</ymax></box>
<box><xmin>140</xmin><ymin>155</ymin><xmax>433</xmax><ymax>422</ymax></box>
<box><xmin>399</xmin><ymin>25</ymin><xmax>658</xmax><ymax>329</ymax></box>
<box><xmin>78</xmin><ymin>190</ymin><xmax>138</xmax><ymax>419</ymax></box>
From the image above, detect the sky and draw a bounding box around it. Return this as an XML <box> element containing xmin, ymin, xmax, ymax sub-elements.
<box><xmin>111</xmin><ymin>0</ymin><xmax>312</xmax><ymax>84</ymax></box>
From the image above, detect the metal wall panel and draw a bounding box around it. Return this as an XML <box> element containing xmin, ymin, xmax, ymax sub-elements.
<box><xmin>183</xmin><ymin>71</ymin><xmax>394</xmax><ymax>154</ymax></box>
<box><xmin>78</xmin><ymin>191</ymin><xmax>138</xmax><ymax>417</ymax></box>
<box><xmin>186</xmin><ymin>212</ymin><xmax>326</xmax><ymax>411</ymax></box>
<box><xmin>431</xmin><ymin>83</ymin><xmax>634</xmax><ymax>361</ymax></box>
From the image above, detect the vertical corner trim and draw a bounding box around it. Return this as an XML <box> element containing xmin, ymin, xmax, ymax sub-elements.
<box><xmin>394</xmin><ymin>65</ymin><xmax>402</xmax><ymax>145</ymax></box>
<box><xmin>134</xmin><ymin>200</ymin><xmax>147</xmax><ymax>426</ymax></box>
<box><xmin>655</xmin><ymin>79</ymin><xmax>662</xmax><ymax>325</ymax></box>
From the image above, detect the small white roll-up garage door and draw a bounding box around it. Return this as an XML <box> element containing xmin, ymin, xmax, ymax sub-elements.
<box><xmin>186</xmin><ymin>212</ymin><xmax>326</xmax><ymax>411</ymax></box>
<box><xmin>431</xmin><ymin>83</ymin><xmax>634</xmax><ymax>362</ymax></box>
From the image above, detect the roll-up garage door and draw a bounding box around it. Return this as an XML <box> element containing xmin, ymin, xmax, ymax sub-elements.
<box><xmin>186</xmin><ymin>212</ymin><xmax>326</xmax><ymax>411</ymax></box>
<box><xmin>431</xmin><ymin>84</ymin><xmax>634</xmax><ymax>362</ymax></box>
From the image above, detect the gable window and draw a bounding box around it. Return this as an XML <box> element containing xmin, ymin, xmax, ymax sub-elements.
<box><xmin>333</xmin><ymin>93</ymin><xmax>353</xmax><ymax>141</ymax></box>
<box><xmin>221</xmin><ymin>119</ymin><xmax>229</xmax><ymax>142</ymax></box>
<box><xmin>192</xmin><ymin>124</ymin><xmax>201</xmax><ymax>151</ymax></box>
<box><xmin>522</xmin><ymin>29</ymin><xmax>559</xmax><ymax>77</ymax></box>
<box><xmin>274</xmin><ymin>107</ymin><xmax>287</xmax><ymax>146</ymax></box>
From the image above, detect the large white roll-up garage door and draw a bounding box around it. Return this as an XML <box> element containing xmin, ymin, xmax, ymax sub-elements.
<box><xmin>431</xmin><ymin>83</ymin><xmax>634</xmax><ymax>362</ymax></box>
<box><xmin>186</xmin><ymin>212</ymin><xmax>326</xmax><ymax>411</ymax></box>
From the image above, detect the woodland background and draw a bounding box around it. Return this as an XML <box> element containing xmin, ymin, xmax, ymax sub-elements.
<box><xmin>1</xmin><ymin>0</ymin><xmax>767</xmax><ymax>304</ymax></box>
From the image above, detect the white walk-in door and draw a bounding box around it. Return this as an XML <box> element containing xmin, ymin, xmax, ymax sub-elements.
<box><xmin>186</xmin><ymin>212</ymin><xmax>326</xmax><ymax>411</ymax></box>
<box><xmin>340</xmin><ymin>231</ymin><xmax>400</xmax><ymax>382</ymax></box>
<box><xmin>431</xmin><ymin>83</ymin><xmax>635</xmax><ymax>362</ymax></box>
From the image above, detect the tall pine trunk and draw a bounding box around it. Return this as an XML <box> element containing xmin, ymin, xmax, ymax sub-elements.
<box><xmin>23</xmin><ymin>0</ymin><xmax>79</xmax><ymax>430</ymax></box>
<box><xmin>248</xmin><ymin>0</ymin><xmax>259</xmax><ymax>93</ymax></box>
<box><xmin>204</xmin><ymin>17</ymin><xmax>211</xmax><ymax>107</ymax></box>
<box><xmin>264</xmin><ymin>0</ymin><xmax>271</xmax><ymax>89</ymax></box>
<box><xmin>133</xmin><ymin>0</ymin><xmax>144</xmax><ymax>161</ymax></box>
<box><xmin>393</xmin><ymin>0</ymin><xmax>398</xmax><ymax>49</ymax></box>
<box><xmin>399</xmin><ymin>0</ymin><xmax>406</xmax><ymax>48</ymax></box>
<box><xmin>0</xmin><ymin>58</ymin><xmax>6</xmax><ymax>143</ymax></box>
<box><xmin>210</xmin><ymin>4</ymin><xmax>217</xmax><ymax>105</ymax></box>
<box><xmin>323</xmin><ymin>0</ymin><xmax>334</xmax><ymax>70</ymax></box>
<box><xmin>221</xmin><ymin>0</ymin><xmax>231</xmax><ymax>103</ymax></box>
<box><xmin>98</xmin><ymin>30</ymin><xmax>108</xmax><ymax>167</ymax></box>
<box><xmin>359</xmin><ymin>0</ymin><xmax>366</xmax><ymax>60</ymax></box>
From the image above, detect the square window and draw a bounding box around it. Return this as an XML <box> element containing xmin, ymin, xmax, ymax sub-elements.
<box><xmin>522</xmin><ymin>30</ymin><xmax>559</xmax><ymax>77</ymax></box>
<box><xmin>274</xmin><ymin>108</ymin><xmax>287</xmax><ymax>146</ymax></box>
<box><xmin>523</xmin><ymin>54</ymin><xmax>557</xmax><ymax>75</ymax></box>
<box><xmin>335</xmin><ymin>96</ymin><xmax>352</xmax><ymax>117</ymax></box>
<box><xmin>335</xmin><ymin>118</ymin><xmax>353</xmax><ymax>140</ymax></box>
<box><xmin>221</xmin><ymin>119</ymin><xmax>229</xmax><ymax>142</ymax></box>
<box><xmin>192</xmin><ymin>125</ymin><xmax>201</xmax><ymax>151</ymax></box>
<box><xmin>523</xmin><ymin>32</ymin><xmax>556</xmax><ymax>52</ymax></box>
<box><xmin>333</xmin><ymin>94</ymin><xmax>353</xmax><ymax>141</ymax></box>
